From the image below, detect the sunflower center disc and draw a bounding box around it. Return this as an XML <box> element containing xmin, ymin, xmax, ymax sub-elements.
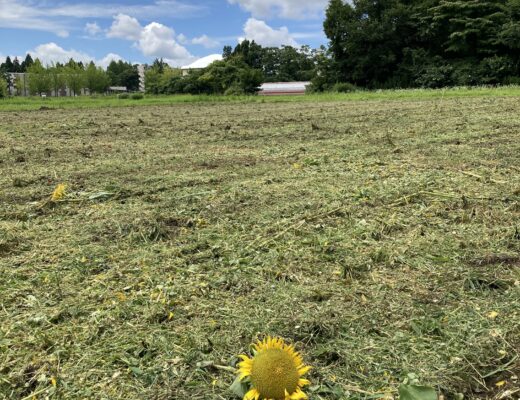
<box><xmin>251</xmin><ymin>348</ymin><xmax>299</xmax><ymax>399</ymax></box>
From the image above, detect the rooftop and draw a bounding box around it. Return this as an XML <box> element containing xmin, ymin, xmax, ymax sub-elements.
<box><xmin>181</xmin><ymin>54</ymin><xmax>223</xmax><ymax>70</ymax></box>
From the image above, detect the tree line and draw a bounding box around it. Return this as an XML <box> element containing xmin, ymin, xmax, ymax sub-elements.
<box><xmin>0</xmin><ymin>56</ymin><xmax>140</xmax><ymax>97</ymax></box>
<box><xmin>144</xmin><ymin>0</ymin><xmax>520</xmax><ymax>95</ymax></box>
<box><xmin>2</xmin><ymin>0</ymin><xmax>520</xmax><ymax>98</ymax></box>
<box><xmin>319</xmin><ymin>0</ymin><xmax>520</xmax><ymax>90</ymax></box>
<box><xmin>144</xmin><ymin>41</ymin><xmax>319</xmax><ymax>95</ymax></box>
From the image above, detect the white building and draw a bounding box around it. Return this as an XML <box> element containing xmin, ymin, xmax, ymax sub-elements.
<box><xmin>181</xmin><ymin>54</ymin><xmax>223</xmax><ymax>76</ymax></box>
<box><xmin>258</xmin><ymin>82</ymin><xmax>311</xmax><ymax>96</ymax></box>
<box><xmin>137</xmin><ymin>65</ymin><xmax>145</xmax><ymax>92</ymax></box>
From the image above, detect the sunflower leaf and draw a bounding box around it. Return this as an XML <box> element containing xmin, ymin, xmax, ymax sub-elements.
<box><xmin>229</xmin><ymin>376</ymin><xmax>249</xmax><ymax>398</ymax></box>
<box><xmin>398</xmin><ymin>384</ymin><xmax>437</xmax><ymax>400</ymax></box>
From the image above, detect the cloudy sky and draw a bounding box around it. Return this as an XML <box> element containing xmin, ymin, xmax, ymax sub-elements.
<box><xmin>0</xmin><ymin>0</ymin><xmax>329</xmax><ymax>67</ymax></box>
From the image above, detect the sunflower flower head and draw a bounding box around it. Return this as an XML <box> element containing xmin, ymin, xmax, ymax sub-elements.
<box><xmin>237</xmin><ymin>336</ymin><xmax>311</xmax><ymax>400</ymax></box>
<box><xmin>51</xmin><ymin>183</ymin><xmax>67</xmax><ymax>202</ymax></box>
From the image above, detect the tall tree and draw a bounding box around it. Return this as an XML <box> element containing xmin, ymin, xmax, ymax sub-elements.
<box><xmin>27</xmin><ymin>59</ymin><xmax>52</xmax><ymax>95</ymax></box>
<box><xmin>0</xmin><ymin>75</ymin><xmax>8</xmax><ymax>98</ymax></box>
<box><xmin>3</xmin><ymin>56</ymin><xmax>14</xmax><ymax>73</ymax></box>
<box><xmin>232</xmin><ymin>40</ymin><xmax>263</xmax><ymax>69</ymax></box>
<box><xmin>64</xmin><ymin>62</ymin><xmax>86</xmax><ymax>96</ymax></box>
<box><xmin>222</xmin><ymin>46</ymin><xmax>233</xmax><ymax>59</ymax></box>
<box><xmin>107</xmin><ymin>60</ymin><xmax>139</xmax><ymax>91</ymax></box>
<box><xmin>48</xmin><ymin>64</ymin><xmax>66</xmax><ymax>97</ymax></box>
<box><xmin>323</xmin><ymin>0</ymin><xmax>520</xmax><ymax>88</ymax></box>
<box><xmin>21</xmin><ymin>54</ymin><xmax>34</xmax><ymax>72</ymax></box>
<box><xmin>85</xmin><ymin>61</ymin><xmax>109</xmax><ymax>93</ymax></box>
<box><xmin>12</xmin><ymin>57</ymin><xmax>22</xmax><ymax>73</ymax></box>
<box><xmin>324</xmin><ymin>0</ymin><xmax>418</xmax><ymax>87</ymax></box>
<box><xmin>426</xmin><ymin>0</ymin><xmax>508</xmax><ymax>57</ymax></box>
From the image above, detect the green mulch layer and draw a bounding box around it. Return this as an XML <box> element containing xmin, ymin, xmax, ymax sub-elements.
<box><xmin>0</xmin><ymin>96</ymin><xmax>518</xmax><ymax>399</ymax></box>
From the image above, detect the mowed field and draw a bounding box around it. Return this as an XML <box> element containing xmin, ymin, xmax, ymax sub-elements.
<box><xmin>0</xmin><ymin>93</ymin><xmax>519</xmax><ymax>400</ymax></box>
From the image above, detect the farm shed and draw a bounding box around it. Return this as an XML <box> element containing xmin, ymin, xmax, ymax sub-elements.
<box><xmin>258</xmin><ymin>82</ymin><xmax>311</xmax><ymax>96</ymax></box>
<box><xmin>181</xmin><ymin>54</ymin><xmax>223</xmax><ymax>76</ymax></box>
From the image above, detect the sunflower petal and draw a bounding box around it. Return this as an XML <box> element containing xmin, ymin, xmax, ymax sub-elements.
<box><xmin>244</xmin><ymin>388</ymin><xmax>260</xmax><ymax>400</ymax></box>
<box><xmin>298</xmin><ymin>366</ymin><xmax>311</xmax><ymax>376</ymax></box>
<box><xmin>289</xmin><ymin>388</ymin><xmax>308</xmax><ymax>400</ymax></box>
<box><xmin>298</xmin><ymin>378</ymin><xmax>311</xmax><ymax>387</ymax></box>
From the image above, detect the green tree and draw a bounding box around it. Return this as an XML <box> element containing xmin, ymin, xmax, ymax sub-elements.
<box><xmin>2</xmin><ymin>56</ymin><xmax>14</xmax><ymax>73</ymax></box>
<box><xmin>0</xmin><ymin>75</ymin><xmax>8</xmax><ymax>98</ymax></box>
<box><xmin>151</xmin><ymin>58</ymin><xmax>167</xmax><ymax>73</ymax></box>
<box><xmin>222</xmin><ymin>46</ymin><xmax>233</xmax><ymax>59</ymax></box>
<box><xmin>238</xmin><ymin>67</ymin><xmax>263</xmax><ymax>93</ymax></box>
<box><xmin>21</xmin><ymin>54</ymin><xmax>34</xmax><ymax>72</ymax></box>
<box><xmin>27</xmin><ymin>59</ymin><xmax>52</xmax><ymax>95</ymax></box>
<box><xmin>85</xmin><ymin>61</ymin><xmax>109</xmax><ymax>93</ymax></box>
<box><xmin>324</xmin><ymin>0</ymin><xmax>418</xmax><ymax>87</ymax></box>
<box><xmin>145</xmin><ymin>64</ymin><xmax>181</xmax><ymax>94</ymax></box>
<box><xmin>64</xmin><ymin>61</ymin><xmax>86</xmax><ymax>96</ymax></box>
<box><xmin>12</xmin><ymin>57</ymin><xmax>22</xmax><ymax>73</ymax></box>
<box><xmin>198</xmin><ymin>58</ymin><xmax>263</xmax><ymax>94</ymax></box>
<box><xmin>107</xmin><ymin>60</ymin><xmax>140</xmax><ymax>91</ymax></box>
<box><xmin>426</xmin><ymin>0</ymin><xmax>508</xmax><ymax>57</ymax></box>
<box><xmin>48</xmin><ymin>64</ymin><xmax>66</xmax><ymax>97</ymax></box>
<box><xmin>228</xmin><ymin>42</ymin><xmax>317</xmax><ymax>82</ymax></box>
<box><xmin>14</xmin><ymin>75</ymin><xmax>28</xmax><ymax>96</ymax></box>
<box><xmin>232</xmin><ymin>40</ymin><xmax>264</xmax><ymax>69</ymax></box>
<box><xmin>323</xmin><ymin>0</ymin><xmax>520</xmax><ymax>88</ymax></box>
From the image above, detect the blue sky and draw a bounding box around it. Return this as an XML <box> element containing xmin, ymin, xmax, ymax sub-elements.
<box><xmin>0</xmin><ymin>0</ymin><xmax>328</xmax><ymax>67</ymax></box>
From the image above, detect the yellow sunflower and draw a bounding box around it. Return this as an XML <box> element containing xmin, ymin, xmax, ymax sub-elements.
<box><xmin>237</xmin><ymin>336</ymin><xmax>311</xmax><ymax>400</ymax></box>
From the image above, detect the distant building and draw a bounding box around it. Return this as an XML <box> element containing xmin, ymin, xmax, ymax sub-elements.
<box><xmin>181</xmin><ymin>54</ymin><xmax>223</xmax><ymax>76</ymax></box>
<box><xmin>108</xmin><ymin>86</ymin><xmax>127</xmax><ymax>94</ymax></box>
<box><xmin>258</xmin><ymin>82</ymin><xmax>311</xmax><ymax>96</ymax></box>
<box><xmin>137</xmin><ymin>65</ymin><xmax>145</xmax><ymax>92</ymax></box>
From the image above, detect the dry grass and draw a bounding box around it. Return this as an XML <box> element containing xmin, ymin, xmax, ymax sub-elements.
<box><xmin>0</xmin><ymin>95</ymin><xmax>519</xmax><ymax>400</ymax></box>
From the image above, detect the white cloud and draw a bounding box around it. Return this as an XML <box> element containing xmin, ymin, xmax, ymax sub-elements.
<box><xmin>177</xmin><ymin>33</ymin><xmax>188</xmax><ymax>44</ymax></box>
<box><xmin>137</xmin><ymin>22</ymin><xmax>194</xmax><ymax>66</ymax></box>
<box><xmin>104</xmin><ymin>14</ymin><xmax>195</xmax><ymax>66</ymax></box>
<box><xmin>46</xmin><ymin>0</ymin><xmax>204</xmax><ymax>19</ymax></box>
<box><xmin>228</xmin><ymin>0</ymin><xmax>327</xmax><ymax>19</ymax></box>
<box><xmin>0</xmin><ymin>0</ymin><xmax>205</xmax><ymax>37</ymax></box>
<box><xmin>97</xmin><ymin>53</ymin><xmax>124</xmax><ymax>68</ymax></box>
<box><xmin>30</xmin><ymin>42</ymin><xmax>123</xmax><ymax>68</ymax></box>
<box><xmin>0</xmin><ymin>0</ymin><xmax>69</xmax><ymax>37</ymax></box>
<box><xmin>240</xmin><ymin>18</ymin><xmax>298</xmax><ymax>47</ymax></box>
<box><xmin>85</xmin><ymin>22</ymin><xmax>102</xmax><ymax>37</ymax></box>
<box><xmin>107</xmin><ymin>14</ymin><xmax>142</xmax><ymax>41</ymax></box>
<box><xmin>192</xmin><ymin>35</ymin><xmax>220</xmax><ymax>49</ymax></box>
<box><xmin>31</xmin><ymin>43</ymin><xmax>92</xmax><ymax>65</ymax></box>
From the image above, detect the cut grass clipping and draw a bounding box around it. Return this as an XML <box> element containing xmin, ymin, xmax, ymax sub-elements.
<box><xmin>0</xmin><ymin>91</ymin><xmax>519</xmax><ymax>399</ymax></box>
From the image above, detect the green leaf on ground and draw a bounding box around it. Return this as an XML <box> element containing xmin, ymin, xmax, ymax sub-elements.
<box><xmin>229</xmin><ymin>376</ymin><xmax>249</xmax><ymax>398</ymax></box>
<box><xmin>399</xmin><ymin>384</ymin><xmax>437</xmax><ymax>400</ymax></box>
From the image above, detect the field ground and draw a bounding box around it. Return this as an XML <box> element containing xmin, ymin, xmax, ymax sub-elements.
<box><xmin>0</xmin><ymin>92</ymin><xmax>519</xmax><ymax>400</ymax></box>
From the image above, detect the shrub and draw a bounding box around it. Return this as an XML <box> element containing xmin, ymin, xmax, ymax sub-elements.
<box><xmin>224</xmin><ymin>84</ymin><xmax>245</xmax><ymax>96</ymax></box>
<box><xmin>0</xmin><ymin>76</ymin><xmax>9</xmax><ymax>98</ymax></box>
<box><xmin>131</xmin><ymin>93</ymin><xmax>144</xmax><ymax>100</ymax></box>
<box><xmin>450</xmin><ymin>62</ymin><xmax>482</xmax><ymax>87</ymax></box>
<box><xmin>504</xmin><ymin>76</ymin><xmax>520</xmax><ymax>85</ymax></box>
<box><xmin>479</xmin><ymin>56</ymin><xmax>515</xmax><ymax>84</ymax></box>
<box><xmin>330</xmin><ymin>82</ymin><xmax>358</xmax><ymax>93</ymax></box>
<box><xmin>118</xmin><ymin>93</ymin><xmax>129</xmax><ymax>99</ymax></box>
<box><xmin>415</xmin><ymin>63</ymin><xmax>454</xmax><ymax>89</ymax></box>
